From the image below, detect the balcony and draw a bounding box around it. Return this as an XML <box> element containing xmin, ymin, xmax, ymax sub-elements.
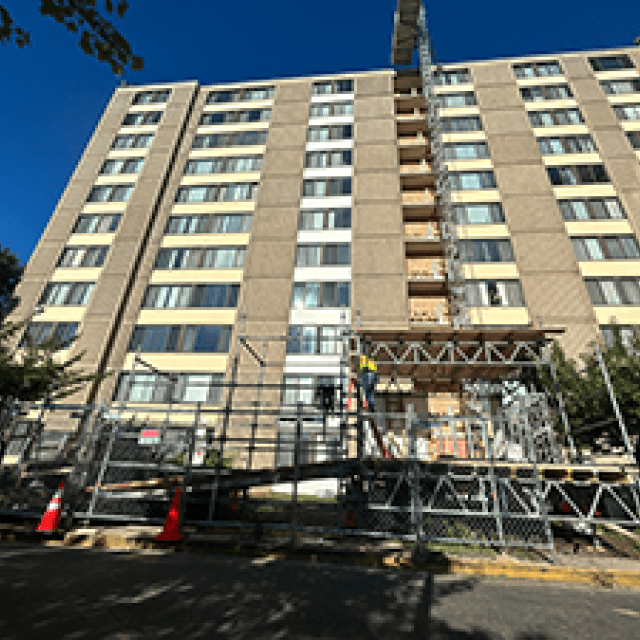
<box><xmin>397</xmin><ymin>131</ymin><xmax>429</xmax><ymax>148</ymax></box>
<box><xmin>409</xmin><ymin>297</ymin><xmax>451</xmax><ymax>325</ymax></box>
<box><xmin>407</xmin><ymin>258</ymin><xmax>445</xmax><ymax>280</ymax></box>
<box><xmin>403</xmin><ymin>221</ymin><xmax>441</xmax><ymax>239</ymax></box>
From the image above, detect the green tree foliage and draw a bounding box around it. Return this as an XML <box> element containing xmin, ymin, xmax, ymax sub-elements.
<box><xmin>0</xmin><ymin>245</ymin><xmax>23</xmax><ymax>320</ymax></box>
<box><xmin>0</xmin><ymin>1</ymin><xmax>143</xmax><ymax>75</ymax></box>
<box><xmin>518</xmin><ymin>328</ymin><xmax>640</xmax><ymax>449</ymax></box>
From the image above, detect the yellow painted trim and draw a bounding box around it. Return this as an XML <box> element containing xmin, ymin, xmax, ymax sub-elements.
<box><xmin>434</xmin><ymin>84</ymin><xmax>475</xmax><ymax>94</ymax></box>
<box><xmin>181</xmin><ymin>172</ymin><xmax>261</xmax><ymax>185</ymax></box>
<box><xmin>517</xmin><ymin>76</ymin><xmax>571</xmax><ymax>87</ymax></box>
<box><xmin>33</xmin><ymin>307</ymin><xmax>86</xmax><ymax>323</ymax></box>
<box><xmin>463</xmin><ymin>264</ymin><xmax>520</xmax><ymax>279</ymax></box>
<box><xmin>149</xmin><ymin>269</ymin><xmax>244</xmax><ymax>284</ymax></box>
<box><xmin>525</xmin><ymin>99</ymin><xmax>578</xmax><ymax>111</ymax></box>
<box><xmin>579</xmin><ymin>260</ymin><xmax>640</xmax><ymax>277</ymax></box>
<box><xmin>203</xmin><ymin>100</ymin><xmax>273</xmax><ymax>112</ymax></box>
<box><xmin>442</xmin><ymin>131</ymin><xmax>486</xmax><ymax>143</ymax></box>
<box><xmin>66</xmin><ymin>233</ymin><xmax>116</xmax><ymax>246</ymax></box>
<box><xmin>95</xmin><ymin>174</ymin><xmax>140</xmax><ymax>185</ymax></box>
<box><xmin>457</xmin><ymin>225</ymin><xmax>510</xmax><ymax>239</ymax></box>
<box><xmin>466</xmin><ymin>308</ymin><xmax>530</xmax><ymax>325</ymax></box>
<box><xmin>532</xmin><ymin>125</ymin><xmax>590</xmax><ymax>137</ymax></box>
<box><xmin>188</xmin><ymin>146</ymin><xmax>266</xmax><ymax>158</ymax></box>
<box><xmin>50</xmin><ymin>268</ymin><xmax>102</xmax><ymax>282</ymax></box>
<box><xmin>107</xmin><ymin>148</ymin><xmax>150</xmax><ymax>158</ymax></box>
<box><xmin>197</xmin><ymin>122</ymin><xmax>270</xmax><ymax>134</ymax></box>
<box><xmin>438</xmin><ymin>106</ymin><xmax>480</xmax><ymax>118</ymax></box>
<box><xmin>543</xmin><ymin>153</ymin><xmax>602</xmax><ymax>166</ymax></box>
<box><xmin>594</xmin><ymin>69</ymin><xmax>640</xmax><ymax>81</ymax></box>
<box><xmin>565</xmin><ymin>220</ymin><xmax>633</xmax><ymax>235</ymax></box>
<box><xmin>82</xmin><ymin>203</ymin><xmax>129</xmax><ymax>213</ymax></box>
<box><xmin>620</xmin><ymin>121</ymin><xmax>640</xmax><ymax>132</ymax></box>
<box><xmin>161</xmin><ymin>234</ymin><xmax>250</xmax><ymax>248</ymax></box>
<box><xmin>594</xmin><ymin>307</ymin><xmax>640</xmax><ymax>324</ymax></box>
<box><xmin>137</xmin><ymin>309</ymin><xmax>237</xmax><ymax>325</ymax></box>
<box><xmin>552</xmin><ymin>185</ymin><xmax>618</xmax><ymax>198</ymax></box>
<box><xmin>122</xmin><ymin>352</ymin><xmax>229</xmax><ymax>372</ymax></box>
<box><xmin>172</xmin><ymin>202</ymin><xmax>256</xmax><ymax>214</ymax></box>
<box><xmin>607</xmin><ymin>95</ymin><xmax>640</xmax><ymax>106</ymax></box>
<box><xmin>128</xmin><ymin>103</ymin><xmax>168</xmax><ymax>112</ymax></box>
<box><xmin>445</xmin><ymin>159</ymin><xmax>493</xmax><ymax>172</ymax></box>
<box><xmin>116</xmin><ymin>125</ymin><xmax>158</xmax><ymax>135</ymax></box>
<box><xmin>451</xmin><ymin>190</ymin><xmax>501</xmax><ymax>204</ymax></box>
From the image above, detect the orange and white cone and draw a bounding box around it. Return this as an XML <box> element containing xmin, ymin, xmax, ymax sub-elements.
<box><xmin>154</xmin><ymin>488</ymin><xmax>184</xmax><ymax>542</ymax></box>
<box><xmin>37</xmin><ymin>481</ymin><xmax>65</xmax><ymax>532</ymax></box>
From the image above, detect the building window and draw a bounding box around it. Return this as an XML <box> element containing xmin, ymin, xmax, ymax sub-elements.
<box><xmin>296</xmin><ymin>243</ymin><xmax>351</xmax><ymax>266</ymax></box>
<box><xmin>155</xmin><ymin>247</ymin><xmax>246</xmax><ymax>269</ymax></box>
<box><xmin>132</xmin><ymin>90</ymin><xmax>171</xmax><ymax>105</ymax></box>
<box><xmin>449</xmin><ymin>171</ymin><xmax>496</xmax><ymax>190</ymax></box>
<box><xmin>520</xmin><ymin>84</ymin><xmax>573</xmax><ymax>101</ymax></box>
<box><xmin>291</xmin><ymin>282</ymin><xmax>350</xmax><ymax>308</ymax></box>
<box><xmin>114</xmin><ymin>372</ymin><xmax>224</xmax><ymax>404</ymax></box>
<box><xmin>537</xmin><ymin>135</ymin><xmax>597</xmax><ymax>154</ymax></box>
<box><xmin>434</xmin><ymin>69</ymin><xmax>471</xmax><ymax>85</ymax></box>
<box><xmin>39</xmin><ymin>282</ymin><xmax>95</xmax><ymax>306</ymax></box>
<box><xmin>558</xmin><ymin>198</ymin><xmax>625</xmax><ymax>221</ymax></box>
<box><xmin>302</xmin><ymin>178</ymin><xmax>352</xmax><ymax>197</ymax></box>
<box><xmin>310</xmin><ymin>102</ymin><xmax>354</xmax><ymax>117</ymax></box>
<box><xmin>440</xmin><ymin>116</ymin><xmax>482</xmax><ymax>132</ymax></box>
<box><xmin>281</xmin><ymin>375</ymin><xmax>346</xmax><ymax>410</ymax></box>
<box><xmin>199</xmin><ymin>109</ymin><xmax>271</xmax><ymax>125</ymax></box>
<box><xmin>184</xmin><ymin>156</ymin><xmax>262</xmax><ymax>174</ymax></box>
<box><xmin>128</xmin><ymin>325</ymin><xmax>233</xmax><ymax>353</ymax></box>
<box><xmin>464</xmin><ymin>280</ymin><xmax>524</xmax><ymax>306</ymax></box>
<box><xmin>459</xmin><ymin>240</ymin><xmax>514</xmax><ymax>263</ymax></box>
<box><xmin>299</xmin><ymin>208</ymin><xmax>351</xmax><ymax>230</ymax></box>
<box><xmin>111</xmin><ymin>133</ymin><xmax>153</xmax><ymax>149</ymax></box>
<box><xmin>307</xmin><ymin>125</ymin><xmax>353</xmax><ymax>142</ymax></box>
<box><xmin>206</xmin><ymin>86</ymin><xmax>275</xmax><ymax>104</ymax></box>
<box><xmin>453</xmin><ymin>203</ymin><xmax>504</xmax><ymax>225</ymax></box>
<box><xmin>57</xmin><ymin>246</ymin><xmax>109</xmax><ymax>268</ymax></box>
<box><xmin>547</xmin><ymin>165</ymin><xmax>609</xmax><ymax>186</ymax></box>
<box><xmin>571</xmin><ymin>235</ymin><xmax>640</xmax><ymax>261</ymax></box>
<box><xmin>165</xmin><ymin>213</ymin><xmax>253</xmax><ymax>234</ymax></box>
<box><xmin>305</xmin><ymin>150</ymin><xmax>352</xmax><ymax>168</ymax></box>
<box><xmin>175</xmin><ymin>183</ymin><xmax>258</xmax><ymax>203</ymax></box>
<box><xmin>626</xmin><ymin>131</ymin><xmax>640</xmax><ymax>150</ymax></box>
<box><xmin>73</xmin><ymin>214</ymin><xmax>122</xmax><ymax>233</ymax></box>
<box><xmin>19</xmin><ymin>322</ymin><xmax>79</xmax><ymax>348</ymax></box>
<box><xmin>589</xmin><ymin>55</ymin><xmax>635</xmax><ymax>72</ymax></box>
<box><xmin>287</xmin><ymin>326</ymin><xmax>343</xmax><ymax>355</ymax></box>
<box><xmin>600</xmin><ymin>325</ymin><xmax>640</xmax><ymax>348</ymax></box>
<box><xmin>192</xmin><ymin>131</ymin><xmax>268</xmax><ymax>149</ymax></box>
<box><xmin>437</xmin><ymin>92</ymin><xmax>476</xmax><ymax>108</ymax></box>
<box><xmin>312</xmin><ymin>79</ymin><xmax>353</xmax><ymax>95</ymax></box>
<box><xmin>513</xmin><ymin>61</ymin><xmax>562</xmax><ymax>78</ymax></box>
<box><xmin>601</xmin><ymin>79</ymin><xmax>640</xmax><ymax>95</ymax></box>
<box><xmin>585</xmin><ymin>277</ymin><xmax>640</xmax><ymax>305</ymax></box>
<box><xmin>613</xmin><ymin>104</ymin><xmax>640</xmax><ymax>121</ymax></box>
<box><xmin>528</xmin><ymin>108</ymin><xmax>583</xmax><ymax>127</ymax></box>
<box><xmin>87</xmin><ymin>184</ymin><xmax>134</xmax><ymax>203</ymax></box>
<box><xmin>99</xmin><ymin>157</ymin><xmax>144</xmax><ymax>175</ymax></box>
<box><xmin>142</xmin><ymin>284</ymin><xmax>240</xmax><ymax>309</ymax></box>
<box><xmin>443</xmin><ymin>142</ymin><xmax>488</xmax><ymax>160</ymax></box>
<box><xmin>122</xmin><ymin>111</ymin><xmax>162</xmax><ymax>126</ymax></box>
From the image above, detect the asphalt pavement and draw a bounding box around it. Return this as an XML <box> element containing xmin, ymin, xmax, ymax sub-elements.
<box><xmin>0</xmin><ymin>543</ymin><xmax>639</xmax><ymax>639</ymax></box>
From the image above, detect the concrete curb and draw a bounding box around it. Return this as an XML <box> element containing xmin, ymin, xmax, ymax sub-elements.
<box><xmin>2</xmin><ymin>524</ymin><xmax>640</xmax><ymax>589</ymax></box>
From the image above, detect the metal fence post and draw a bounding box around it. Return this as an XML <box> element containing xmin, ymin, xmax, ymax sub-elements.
<box><xmin>482</xmin><ymin>408</ymin><xmax>505</xmax><ymax>553</ymax></box>
<box><xmin>291</xmin><ymin>401</ymin><xmax>302</xmax><ymax>548</ymax></box>
<box><xmin>181</xmin><ymin>402</ymin><xmax>199</xmax><ymax>530</ymax></box>
<box><xmin>85</xmin><ymin>418</ymin><xmax>120</xmax><ymax>520</ymax></box>
<box><xmin>549</xmin><ymin>361</ymin><xmax>577</xmax><ymax>461</ymax></box>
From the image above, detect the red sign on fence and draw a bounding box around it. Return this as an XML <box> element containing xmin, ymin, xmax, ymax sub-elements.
<box><xmin>139</xmin><ymin>429</ymin><xmax>160</xmax><ymax>445</ymax></box>
<box><xmin>434</xmin><ymin>438</ymin><xmax>468</xmax><ymax>458</ymax></box>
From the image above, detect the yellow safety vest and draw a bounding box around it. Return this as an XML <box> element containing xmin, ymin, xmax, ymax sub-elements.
<box><xmin>360</xmin><ymin>355</ymin><xmax>377</xmax><ymax>372</ymax></box>
<box><xmin>360</xmin><ymin>355</ymin><xmax>369</xmax><ymax>370</ymax></box>
<box><xmin>367</xmin><ymin>359</ymin><xmax>377</xmax><ymax>372</ymax></box>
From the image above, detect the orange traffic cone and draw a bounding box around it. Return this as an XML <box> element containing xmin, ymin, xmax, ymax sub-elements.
<box><xmin>155</xmin><ymin>488</ymin><xmax>184</xmax><ymax>541</ymax></box>
<box><xmin>38</xmin><ymin>481</ymin><xmax>65</xmax><ymax>532</ymax></box>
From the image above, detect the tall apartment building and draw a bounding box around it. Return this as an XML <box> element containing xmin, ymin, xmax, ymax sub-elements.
<box><xmin>7</xmin><ymin>38</ymin><xmax>640</xmax><ymax>451</ymax></box>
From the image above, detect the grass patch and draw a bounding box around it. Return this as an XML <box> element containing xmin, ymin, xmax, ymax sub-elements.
<box><xmin>425</xmin><ymin>542</ymin><xmax>498</xmax><ymax>556</ymax></box>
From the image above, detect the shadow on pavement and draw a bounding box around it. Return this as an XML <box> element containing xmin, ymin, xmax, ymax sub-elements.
<box><xmin>0</xmin><ymin>544</ymin><xmax>559</xmax><ymax>640</ymax></box>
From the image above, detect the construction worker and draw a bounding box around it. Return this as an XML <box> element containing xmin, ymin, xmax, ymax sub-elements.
<box><xmin>359</xmin><ymin>355</ymin><xmax>378</xmax><ymax>412</ymax></box>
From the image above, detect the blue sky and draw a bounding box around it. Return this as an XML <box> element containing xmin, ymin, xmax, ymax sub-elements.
<box><xmin>1</xmin><ymin>0</ymin><xmax>639</xmax><ymax>267</ymax></box>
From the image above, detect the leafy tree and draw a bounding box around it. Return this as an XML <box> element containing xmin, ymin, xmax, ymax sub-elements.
<box><xmin>0</xmin><ymin>245</ymin><xmax>23</xmax><ymax>321</ymax></box>
<box><xmin>516</xmin><ymin>327</ymin><xmax>640</xmax><ymax>452</ymax></box>
<box><xmin>1</xmin><ymin>1</ymin><xmax>143</xmax><ymax>75</ymax></box>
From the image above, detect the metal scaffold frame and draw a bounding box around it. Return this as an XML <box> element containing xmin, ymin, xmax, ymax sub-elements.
<box><xmin>416</xmin><ymin>3</ymin><xmax>469</xmax><ymax>329</ymax></box>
